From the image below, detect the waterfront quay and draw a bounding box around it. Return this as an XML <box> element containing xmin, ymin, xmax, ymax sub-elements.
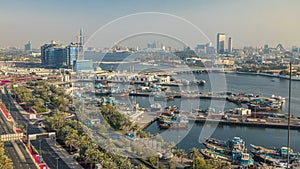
<box><xmin>92</xmin><ymin>71</ymin><xmax>297</xmax><ymax>131</ymax></box>
<box><xmin>128</xmin><ymin>91</ymin><xmax>227</xmax><ymax>100</ymax></box>
<box><xmin>189</xmin><ymin>117</ymin><xmax>300</xmax><ymax>130</ymax></box>
<box><xmin>139</xmin><ymin>108</ymin><xmax>300</xmax><ymax>131</ymax></box>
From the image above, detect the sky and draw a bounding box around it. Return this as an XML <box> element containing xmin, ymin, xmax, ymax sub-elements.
<box><xmin>1</xmin><ymin>0</ymin><xmax>300</xmax><ymax>49</ymax></box>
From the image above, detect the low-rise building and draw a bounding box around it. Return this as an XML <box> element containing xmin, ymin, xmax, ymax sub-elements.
<box><xmin>235</xmin><ymin>108</ymin><xmax>251</xmax><ymax>116</ymax></box>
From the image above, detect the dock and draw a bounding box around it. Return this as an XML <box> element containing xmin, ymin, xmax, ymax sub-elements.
<box><xmin>129</xmin><ymin>92</ymin><xmax>227</xmax><ymax>100</ymax></box>
<box><xmin>189</xmin><ymin>118</ymin><xmax>300</xmax><ymax>130</ymax></box>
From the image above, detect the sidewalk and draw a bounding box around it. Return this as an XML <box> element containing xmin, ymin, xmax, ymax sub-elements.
<box><xmin>46</xmin><ymin>139</ymin><xmax>84</xmax><ymax>169</ymax></box>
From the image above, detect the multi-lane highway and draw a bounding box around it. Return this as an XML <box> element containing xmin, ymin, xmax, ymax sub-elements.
<box><xmin>1</xmin><ymin>87</ymin><xmax>72</xmax><ymax>169</ymax></box>
<box><xmin>0</xmin><ymin>102</ymin><xmax>37</xmax><ymax>169</ymax></box>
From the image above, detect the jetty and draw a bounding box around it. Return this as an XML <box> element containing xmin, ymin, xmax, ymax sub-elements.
<box><xmin>189</xmin><ymin>117</ymin><xmax>300</xmax><ymax>130</ymax></box>
<box><xmin>129</xmin><ymin>92</ymin><xmax>227</xmax><ymax>100</ymax></box>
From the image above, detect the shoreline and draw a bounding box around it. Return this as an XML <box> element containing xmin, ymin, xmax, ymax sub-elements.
<box><xmin>234</xmin><ymin>71</ymin><xmax>300</xmax><ymax>81</ymax></box>
<box><xmin>191</xmin><ymin>119</ymin><xmax>300</xmax><ymax>130</ymax></box>
<box><xmin>142</xmin><ymin>117</ymin><xmax>300</xmax><ymax>131</ymax></box>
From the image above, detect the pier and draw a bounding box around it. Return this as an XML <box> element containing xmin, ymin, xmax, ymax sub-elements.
<box><xmin>129</xmin><ymin>92</ymin><xmax>227</xmax><ymax>100</ymax></box>
<box><xmin>189</xmin><ymin>118</ymin><xmax>300</xmax><ymax>130</ymax></box>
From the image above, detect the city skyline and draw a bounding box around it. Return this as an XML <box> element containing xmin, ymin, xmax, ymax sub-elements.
<box><xmin>1</xmin><ymin>0</ymin><xmax>300</xmax><ymax>49</ymax></box>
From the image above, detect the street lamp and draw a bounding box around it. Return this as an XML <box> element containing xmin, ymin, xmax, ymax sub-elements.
<box><xmin>26</xmin><ymin>123</ymin><xmax>28</xmax><ymax>141</ymax></box>
<box><xmin>286</xmin><ymin>61</ymin><xmax>292</xmax><ymax>169</ymax></box>
<box><xmin>39</xmin><ymin>140</ymin><xmax>43</xmax><ymax>162</ymax></box>
<box><xmin>56</xmin><ymin>157</ymin><xmax>59</xmax><ymax>169</ymax></box>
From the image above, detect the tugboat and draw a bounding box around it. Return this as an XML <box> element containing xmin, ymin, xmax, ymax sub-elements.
<box><xmin>150</xmin><ymin>103</ymin><xmax>162</xmax><ymax>111</ymax></box>
<box><xmin>157</xmin><ymin>111</ymin><xmax>188</xmax><ymax>129</ymax></box>
<box><xmin>192</xmin><ymin>80</ymin><xmax>206</xmax><ymax>86</ymax></box>
<box><xmin>200</xmin><ymin>148</ymin><xmax>231</xmax><ymax>163</ymax></box>
<box><xmin>202</xmin><ymin>137</ymin><xmax>254</xmax><ymax>166</ymax></box>
<box><xmin>250</xmin><ymin>144</ymin><xmax>300</xmax><ymax>165</ymax></box>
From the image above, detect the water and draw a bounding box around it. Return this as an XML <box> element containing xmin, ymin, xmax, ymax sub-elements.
<box><xmin>87</xmin><ymin>52</ymin><xmax>300</xmax><ymax>152</ymax></box>
<box><xmin>145</xmin><ymin>122</ymin><xmax>300</xmax><ymax>153</ymax></box>
<box><xmin>142</xmin><ymin>73</ymin><xmax>300</xmax><ymax>153</ymax></box>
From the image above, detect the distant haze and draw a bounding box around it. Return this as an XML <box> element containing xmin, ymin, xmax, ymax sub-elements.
<box><xmin>1</xmin><ymin>0</ymin><xmax>300</xmax><ymax>49</ymax></box>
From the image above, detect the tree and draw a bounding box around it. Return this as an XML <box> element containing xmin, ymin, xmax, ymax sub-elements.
<box><xmin>168</xmin><ymin>160</ymin><xmax>176</xmax><ymax>169</ymax></box>
<box><xmin>158</xmin><ymin>162</ymin><xmax>165</xmax><ymax>169</ymax></box>
<box><xmin>103</xmin><ymin>160</ymin><xmax>118</xmax><ymax>169</ymax></box>
<box><xmin>192</xmin><ymin>157</ymin><xmax>211</xmax><ymax>169</ymax></box>
<box><xmin>0</xmin><ymin>141</ymin><xmax>13</xmax><ymax>169</ymax></box>
<box><xmin>189</xmin><ymin>148</ymin><xmax>202</xmax><ymax>169</ymax></box>
<box><xmin>58</xmin><ymin>125</ymin><xmax>71</xmax><ymax>140</ymax></box>
<box><xmin>117</xmin><ymin>157</ymin><xmax>133</xmax><ymax>169</ymax></box>
<box><xmin>44</xmin><ymin>109</ymin><xmax>66</xmax><ymax>130</ymax></box>
<box><xmin>129</xmin><ymin>123</ymin><xmax>139</xmax><ymax>134</ymax></box>
<box><xmin>148</xmin><ymin>156</ymin><xmax>158</xmax><ymax>166</ymax></box>
<box><xmin>206</xmin><ymin>159</ymin><xmax>231</xmax><ymax>169</ymax></box>
<box><xmin>75</xmin><ymin>135</ymin><xmax>90</xmax><ymax>158</ymax></box>
<box><xmin>174</xmin><ymin>149</ymin><xmax>186</xmax><ymax>164</ymax></box>
<box><xmin>180</xmin><ymin>149</ymin><xmax>187</xmax><ymax>164</ymax></box>
<box><xmin>64</xmin><ymin>128</ymin><xmax>78</xmax><ymax>152</ymax></box>
<box><xmin>188</xmin><ymin>147</ymin><xmax>201</xmax><ymax>160</ymax></box>
<box><xmin>84</xmin><ymin>143</ymin><xmax>100</xmax><ymax>169</ymax></box>
<box><xmin>136</xmin><ymin>164</ymin><xmax>148</xmax><ymax>169</ymax></box>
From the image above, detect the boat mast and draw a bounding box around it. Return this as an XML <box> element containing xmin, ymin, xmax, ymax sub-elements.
<box><xmin>287</xmin><ymin>61</ymin><xmax>292</xmax><ymax>169</ymax></box>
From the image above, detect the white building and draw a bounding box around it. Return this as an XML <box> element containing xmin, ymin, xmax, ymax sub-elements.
<box><xmin>235</xmin><ymin>108</ymin><xmax>251</xmax><ymax>116</ymax></box>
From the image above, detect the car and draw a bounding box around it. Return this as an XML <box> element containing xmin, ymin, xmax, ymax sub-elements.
<box><xmin>124</xmin><ymin>133</ymin><xmax>135</xmax><ymax>141</ymax></box>
<box><xmin>38</xmin><ymin>122</ymin><xmax>45</xmax><ymax>128</ymax></box>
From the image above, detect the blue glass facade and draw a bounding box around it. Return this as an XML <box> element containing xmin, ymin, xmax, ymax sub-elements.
<box><xmin>41</xmin><ymin>30</ymin><xmax>85</xmax><ymax>68</ymax></box>
<box><xmin>41</xmin><ymin>43</ymin><xmax>67</xmax><ymax>66</ymax></box>
<box><xmin>73</xmin><ymin>60</ymin><xmax>93</xmax><ymax>72</ymax></box>
<box><xmin>25</xmin><ymin>41</ymin><xmax>32</xmax><ymax>51</ymax></box>
<box><xmin>66</xmin><ymin>45</ymin><xmax>78</xmax><ymax>66</ymax></box>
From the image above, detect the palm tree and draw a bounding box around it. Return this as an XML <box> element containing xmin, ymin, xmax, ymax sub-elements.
<box><xmin>189</xmin><ymin>147</ymin><xmax>202</xmax><ymax>169</ymax></box>
<box><xmin>58</xmin><ymin>125</ymin><xmax>72</xmax><ymax>140</ymax></box>
<box><xmin>0</xmin><ymin>141</ymin><xmax>13</xmax><ymax>169</ymax></box>
<box><xmin>75</xmin><ymin>135</ymin><xmax>90</xmax><ymax>158</ymax></box>
<box><xmin>174</xmin><ymin>149</ymin><xmax>186</xmax><ymax>164</ymax></box>
<box><xmin>0</xmin><ymin>155</ymin><xmax>13</xmax><ymax>169</ymax></box>
<box><xmin>44</xmin><ymin>109</ymin><xmax>66</xmax><ymax>131</ymax></box>
<box><xmin>65</xmin><ymin>129</ymin><xmax>78</xmax><ymax>152</ymax></box>
<box><xmin>122</xmin><ymin>159</ymin><xmax>134</xmax><ymax>169</ymax></box>
<box><xmin>193</xmin><ymin>157</ymin><xmax>211</xmax><ymax>169</ymax></box>
<box><xmin>129</xmin><ymin>123</ymin><xmax>139</xmax><ymax>134</ymax></box>
<box><xmin>165</xmin><ymin>142</ymin><xmax>176</xmax><ymax>153</ymax></box>
<box><xmin>117</xmin><ymin>157</ymin><xmax>134</xmax><ymax>169</ymax></box>
<box><xmin>136</xmin><ymin>164</ymin><xmax>148</xmax><ymax>169</ymax></box>
<box><xmin>103</xmin><ymin>160</ymin><xmax>118</xmax><ymax>169</ymax></box>
<box><xmin>0</xmin><ymin>142</ymin><xmax>4</xmax><ymax>154</ymax></box>
<box><xmin>188</xmin><ymin>147</ymin><xmax>201</xmax><ymax>160</ymax></box>
<box><xmin>207</xmin><ymin>159</ymin><xmax>231</xmax><ymax>169</ymax></box>
<box><xmin>84</xmin><ymin>143</ymin><xmax>100</xmax><ymax>169</ymax></box>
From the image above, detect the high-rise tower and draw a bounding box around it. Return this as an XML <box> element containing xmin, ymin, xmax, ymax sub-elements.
<box><xmin>25</xmin><ymin>41</ymin><xmax>32</xmax><ymax>51</ymax></box>
<box><xmin>76</xmin><ymin>28</ymin><xmax>84</xmax><ymax>60</ymax></box>
<box><xmin>228</xmin><ymin>37</ymin><xmax>232</xmax><ymax>53</ymax></box>
<box><xmin>80</xmin><ymin>28</ymin><xmax>84</xmax><ymax>46</ymax></box>
<box><xmin>217</xmin><ymin>33</ymin><xmax>226</xmax><ymax>54</ymax></box>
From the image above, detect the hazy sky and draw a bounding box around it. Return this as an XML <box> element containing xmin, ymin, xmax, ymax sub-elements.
<box><xmin>1</xmin><ymin>0</ymin><xmax>300</xmax><ymax>49</ymax></box>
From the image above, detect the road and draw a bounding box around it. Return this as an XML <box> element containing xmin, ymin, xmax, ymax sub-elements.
<box><xmin>0</xmin><ymin>103</ymin><xmax>37</xmax><ymax>169</ymax></box>
<box><xmin>1</xmin><ymin>87</ymin><xmax>72</xmax><ymax>169</ymax></box>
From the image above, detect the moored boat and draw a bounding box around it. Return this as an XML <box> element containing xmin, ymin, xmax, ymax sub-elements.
<box><xmin>154</xmin><ymin>94</ymin><xmax>174</xmax><ymax>101</ymax></box>
<box><xmin>200</xmin><ymin>149</ymin><xmax>231</xmax><ymax>163</ymax></box>
<box><xmin>191</xmin><ymin>80</ymin><xmax>206</xmax><ymax>86</ymax></box>
<box><xmin>250</xmin><ymin>144</ymin><xmax>300</xmax><ymax>165</ymax></box>
<box><xmin>250</xmin><ymin>149</ymin><xmax>279</xmax><ymax>165</ymax></box>
<box><xmin>203</xmin><ymin>137</ymin><xmax>254</xmax><ymax>166</ymax></box>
